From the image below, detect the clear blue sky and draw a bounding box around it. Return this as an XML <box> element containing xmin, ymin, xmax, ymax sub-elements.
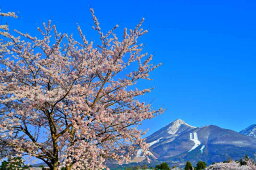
<box><xmin>1</xmin><ymin>0</ymin><xmax>256</xmax><ymax>135</ymax></box>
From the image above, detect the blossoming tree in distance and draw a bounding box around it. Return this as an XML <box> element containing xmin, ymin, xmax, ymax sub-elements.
<box><xmin>0</xmin><ymin>9</ymin><xmax>162</xmax><ymax>169</ymax></box>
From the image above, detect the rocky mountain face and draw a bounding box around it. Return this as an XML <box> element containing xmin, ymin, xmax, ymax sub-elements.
<box><xmin>240</xmin><ymin>124</ymin><xmax>256</xmax><ymax>138</ymax></box>
<box><xmin>134</xmin><ymin>120</ymin><xmax>256</xmax><ymax>165</ymax></box>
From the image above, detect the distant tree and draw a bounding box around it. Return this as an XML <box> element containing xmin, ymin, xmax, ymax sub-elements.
<box><xmin>135</xmin><ymin>166</ymin><xmax>141</xmax><ymax>170</ymax></box>
<box><xmin>244</xmin><ymin>155</ymin><xmax>249</xmax><ymax>161</ymax></box>
<box><xmin>239</xmin><ymin>155</ymin><xmax>250</xmax><ymax>166</ymax></box>
<box><xmin>195</xmin><ymin>161</ymin><xmax>206</xmax><ymax>170</ymax></box>
<box><xmin>0</xmin><ymin>8</ymin><xmax>162</xmax><ymax>170</ymax></box>
<box><xmin>239</xmin><ymin>159</ymin><xmax>247</xmax><ymax>166</ymax></box>
<box><xmin>141</xmin><ymin>164</ymin><xmax>148</xmax><ymax>169</ymax></box>
<box><xmin>155</xmin><ymin>162</ymin><xmax>170</xmax><ymax>170</ymax></box>
<box><xmin>125</xmin><ymin>167</ymin><xmax>133</xmax><ymax>170</ymax></box>
<box><xmin>185</xmin><ymin>161</ymin><xmax>193</xmax><ymax>170</ymax></box>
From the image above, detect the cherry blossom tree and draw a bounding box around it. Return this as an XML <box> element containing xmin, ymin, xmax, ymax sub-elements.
<box><xmin>0</xmin><ymin>9</ymin><xmax>162</xmax><ymax>170</ymax></box>
<box><xmin>207</xmin><ymin>160</ymin><xmax>256</xmax><ymax>170</ymax></box>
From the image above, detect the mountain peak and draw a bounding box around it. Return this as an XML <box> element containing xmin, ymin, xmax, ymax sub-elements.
<box><xmin>167</xmin><ymin>119</ymin><xmax>196</xmax><ymax>135</ymax></box>
<box><xmin>173</xmin><ymin>119</ymin><xmax>185</xmax><ymax>124</ymax></box>
<box><xmin>240</xmin><ymin>124</ymin><xmax>256</xmax><ymax>138</ymax></box>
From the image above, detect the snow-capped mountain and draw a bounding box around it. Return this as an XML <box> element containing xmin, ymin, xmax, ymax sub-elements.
<box><xmin>240</xmin><ymin>124</ymin><xmax>256</xmax><ymax>138</ymax></box>
<box><xmin>133</xmin><ymin>119</ymin><xmax>256</xmax><ymax>165</ymax></box>
<box><xmin>134</xmin><ymin>119</ymin><xmax>195</xmax><ymax>161</ymax></box>
<box><xmin>145</xmin><ymin>119</ymin><xmax>196</xmax><ymax>143</ymax></box>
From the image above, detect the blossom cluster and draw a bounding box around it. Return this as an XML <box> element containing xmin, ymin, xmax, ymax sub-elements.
<box><xmin>207</xmin><ymin>160</ymin><xmax>256</xmax><ymax>170</ymax></box>
<box><xmin>0</xmin><ymin>9</ymin><xmax>161</xmax><ymax>169</ymax></box>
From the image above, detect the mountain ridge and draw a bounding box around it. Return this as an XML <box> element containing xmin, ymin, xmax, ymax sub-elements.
<box><xmin>133</xmin><ymin>119</ymin><xmax>256</xmax><ymax>165</ymax></box>
<box><xmin>240</xmin><ymin>124</ymin><xmax>256</xmax><ymax>138</ymax></box>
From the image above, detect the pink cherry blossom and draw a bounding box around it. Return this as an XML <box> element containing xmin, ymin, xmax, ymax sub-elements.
<box><xmin>0</xmin><ymin>9</ymin><xmax>162</xmax><ymax>170</ymax></box>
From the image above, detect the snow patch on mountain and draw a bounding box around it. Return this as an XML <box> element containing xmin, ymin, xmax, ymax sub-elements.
<box><xmin>136</xmin><ymin>149</ymin><xmax>157</xmax><ymax>159</ymax></box>
<box><xmin>189</xmin><ymin>132</ymin><xmax>201</xmax><ymax>152</ymax></box>
<box><xmin>136</xmin><ymin>138</ymin><xmax>162</xmax><ymax>157</ymax></box>
<box><xmin>167</xmin><ymin>119</ymin><xmax>196</xmax><ymax>135</ymax></box>
<box><xmin>148</xmin><ymin>138</ymin><xmax>162</xmax><ymax>146</ymax></box>
<box><xmin>200</xmin><ymin>145</ymin><xmax>205</xmax><ymax>154</ymax></box>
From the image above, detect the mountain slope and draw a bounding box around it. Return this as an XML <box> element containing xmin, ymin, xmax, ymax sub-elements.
<box><xmin>170</xmin><ymin>125</ymin><xmax>256</xmax><ymax>164</ymax></box>
<box><xmin>134</xmin><ymin>120</ymin><xmax>256</xmax><ymax>165</ymax></box>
